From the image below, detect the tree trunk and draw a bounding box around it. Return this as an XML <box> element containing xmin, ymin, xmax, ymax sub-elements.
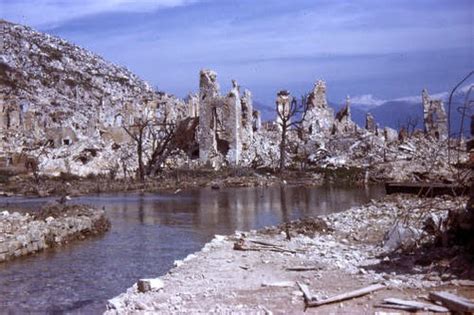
<box><xmin>279</xmin><ymin>126</ymin><xmax>287</xmax><ymax>173</ymax></box>
<box><xmin>137</xmin><ymin>133</ymin><xmax>144</xmax><ymax>181</ymax></box>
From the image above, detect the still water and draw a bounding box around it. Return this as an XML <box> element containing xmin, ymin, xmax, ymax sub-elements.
<box><xmin>0</xmin><ymin>185</ymin><xmax>384</xmax><ymax>314</ymax></box>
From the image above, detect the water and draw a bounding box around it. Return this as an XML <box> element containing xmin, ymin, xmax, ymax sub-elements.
<box><xmin>0</xmin><ymin>185</ymin><xmax>384</xmax><ymax>314</ymax></box>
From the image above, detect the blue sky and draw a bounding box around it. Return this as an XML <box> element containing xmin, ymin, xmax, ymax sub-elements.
<box><xmin>2</xmin><ymin>0</ymin><xmax>473</xmax><ymax>107</ymax></box>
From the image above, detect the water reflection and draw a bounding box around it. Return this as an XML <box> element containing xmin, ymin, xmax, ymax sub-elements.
<box><xmin>0</xmin><ymin>184</ymin><xmax>384</xmax><ymax>314</ymax></box>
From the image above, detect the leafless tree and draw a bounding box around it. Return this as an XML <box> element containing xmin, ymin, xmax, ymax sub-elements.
<box><xmin>397</xmin><ymin>114</ymin><xmax>420</xmax><ymax>137</ymax></box>
<box><xmin>123</xmin><ymin>106</ymin><xmax>176</xmax><ymax>181</ymax></box>
<box><xmin>276</xmin><ymin>92</ymin><xmax>308</xmax><ymax>172</ymax></box>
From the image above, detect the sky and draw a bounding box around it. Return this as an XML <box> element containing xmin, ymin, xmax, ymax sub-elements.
<box><xmin>2</xmin><ymin>0</ymin><xmax>473</xmax><ymax>108</ymax></box>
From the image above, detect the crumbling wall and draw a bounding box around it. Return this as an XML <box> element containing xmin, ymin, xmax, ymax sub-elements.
<box><xmin>224</xmin><ymin>81</ymin><xmax>242</xmax><ymax>165</ymax></box>
<box><xmin>197</xmin><ymin>70</ymin><xmax>257</xmax><ymax>167</ymax></box>
<box><xmin>187</xmin><ymin>94</ymin><xmax>199</xmax><ymax>118</ymax></box>
<box><xmin>198</xmin><ymin>69</ymin><xmax>220</xmax><ymax>166</ymax></box>
<box><xmin>240</xmin><ymin>90</ymin><xmax>254</xmax><ymax>149</ymax></box>
<box><xmin>365</xmin><ymin>113</ymin><xmax>376</xmax><ymax>133</ymax></box>
<box><xmin>333</xmin><ymin>96</ymin><xmax>357</xmax><ymax>134</ymax></box>
<box><xmin>302</xmin><ymin>80</ymin><xmax>335</xmax><ymax>138</ymax></box>
<box><xmin>422</xmin><ymin>89</ymin><xmax>448</xmax><ymax>141</ymax></box>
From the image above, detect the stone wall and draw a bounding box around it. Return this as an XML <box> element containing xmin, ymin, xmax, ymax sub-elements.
<box><xmin>0</xmin><ymin>205</ymin><xmax>110</xmax><ymax>263</ymax></box>
<box><xmin>422</xmin><ymin>89</ymin><xmax>448</xmax><ymax>141</ymax></box>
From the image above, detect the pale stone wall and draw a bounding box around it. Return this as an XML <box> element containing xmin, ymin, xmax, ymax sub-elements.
<box><xmin>0</xmin><ymin>207</ymin><xmax>109</xmax><ymax>263</ymax></box>
<box><xmin>241</xmin><ymin>90</ymin><xmax>254</xmax><ymax>149</ymax></box>
<box><xmin>422</xmin><ymin>89</ymin><xmax>448</xmax><ymax>140</ymax></box>
<box><xmin>225</xmin><ymin>81</ymin><xmax>242</xmax><ymax>165</ymax></box>
<box><xmin>198</xmin><ymin>70</ymin><xmax>219</xmax><ymax>165</ymax></box>
<box><xmin>302</xmin><ymin>80</ymin><xmax>335</xmax><ymax>137</ymax></box>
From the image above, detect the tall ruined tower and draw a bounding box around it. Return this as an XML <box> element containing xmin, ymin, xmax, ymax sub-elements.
<box><xmin>302</xmin><ymin>80</ymin><xmax>335</xmax><ymax>138</ymax></box>
<box><xmin>198</xmin><ymin>69</ymin><xmax>219</xmax><ymax>165</ymax></box>
<box><xmin>422</xmin><ymin>89</ymin><xmax>448</xmax><ymax>140</ymax></box>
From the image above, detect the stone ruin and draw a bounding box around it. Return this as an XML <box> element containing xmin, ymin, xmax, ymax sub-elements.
<box><xmin>302</xmin><ymin>80</ymin><xmax>335</xmax><ymax>138</ymax></box>
<box><xmin>333</xmin><ymin>96</ymin><xmax>357</xmax><ymax>134</ymax></box>
<box><xmin>365</xmin><ymin>112</ymin><xmax>377</xmax><ymax>133</ymax></box>
<box><xmin>422</xmin><ymin>89</ymin><xmax>448</xmax><ymax>141</ymax></box>
<box><xmin>197</xmin><ymin>69</ymin><xmax>261</xmax><ymax>167</ymax></box>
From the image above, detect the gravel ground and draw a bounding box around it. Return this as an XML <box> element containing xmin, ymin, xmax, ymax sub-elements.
<box><xmin>105</xmin><ymin>194</ymin><xmax>473</xmax><ymax>314</ymax></box>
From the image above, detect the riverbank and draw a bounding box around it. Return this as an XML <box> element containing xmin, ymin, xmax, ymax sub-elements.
<box><xmin>0</xmin><ymin>204</ymin><xmax>110</xmax><ymax>263</ymax></box>
<box><xmin>105</xmin><ymin>194</ymin><xmax>474</xmax><ymax>314</ymax></box>
<box><xmin>0</xmin><ymin>167</ymin><xmax>374</xmax><ymax>198</ymax></box>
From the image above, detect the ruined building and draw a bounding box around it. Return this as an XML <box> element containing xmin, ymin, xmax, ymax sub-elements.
<box><xmin>422</xmin><ymin>89</ymin><xmax>448</xmax><ymax>141</ymax></box>
<box><xmin>197</xmin><ymin>70</ymin><xmax>260</xmax><ymax>167</ymax></box>
<box><xmin>302</xmin><ymin>80</ymin><xmax>335</xmax><ymax>139</ymax></box>
<box><xmin>333</xmin><ymin>96</ymin><xmax>357</xmax><ymax>134</ymax></box>
<box><xmin>365</xmin><ymin>112</ymin><xmax>377</xmax><ymax>133</ymax></box>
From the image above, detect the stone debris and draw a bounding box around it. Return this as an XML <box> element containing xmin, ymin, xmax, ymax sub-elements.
<box><xmin>137</xmin><ymin>278</ymin><xmax>165</xmax><ymax>293</ymax></box>
<box><xmin>104</xmin><ymin>194</ymin><xmax>472</xmax><ymax>313</ymax></box>
<box><xmin>0</xmin><ymin>204</ymin><xmax>109</xmax><ymax>263</ymax></box>
<box><xmin>382</xmin><ymin>223</ymin><xmax>422</xmax><ymax>251</ymax></box>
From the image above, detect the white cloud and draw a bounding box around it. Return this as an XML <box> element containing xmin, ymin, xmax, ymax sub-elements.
<box><xmin>393</xmin><ymin>84</ymin><xmax>473</xmax><ymax>103</ymax></box>
<box><xmin>350</xmin><ymin>94</ymin><xmax>386</xmax><ymax>110</ymax></box>
<box><xmin>2</xmin><ymin>0</ymin><xmax>200</xmax><ymax>28</ymax></box>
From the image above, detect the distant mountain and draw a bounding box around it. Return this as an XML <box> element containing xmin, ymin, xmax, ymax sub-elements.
<box><xmin>254</xmin><ymin>100</ymin><xmax>275</xmax><ymax>122</ymax></box>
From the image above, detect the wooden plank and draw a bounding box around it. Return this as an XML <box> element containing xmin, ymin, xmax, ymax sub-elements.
<box><xmin>297</xmin><ymin>281</ymin><xmax>314</xmax><ymax>303</ymax></box>
<box><xmin>374</xmin><ymin>303</ymin><xmax>418</xmax><ymax>311</ymax></box>
<box><xmin>429</xmin><ymin>291</ymin><xmax>474</xmax><ymax>313</ymax></box>
<box><xmin>458</xmin><ymin>279</ymin><xmax>474</xmax><ymax>287</ymax></box>
<box><xmin>286</xmin><ymin>266</ymin><xmax>319</xmax><ymax>272</ymax></box>
<box><xmin>383</xmin><ymin>298</ymin><xmax>449</xmax><ymax>312</ymax></box>
<box><xmin>306</xmin><ymin>283</ymin><xmax>385</xmax><ymax>307</ymax></box>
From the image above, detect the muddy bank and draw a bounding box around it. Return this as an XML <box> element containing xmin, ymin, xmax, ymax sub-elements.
<box><xmin>0</xmin><ymin>204</ymin><xmax>110</xmax><ymax>263</ymax></box>
<box><xmin>0</xmin><ymin>168</ymin><xmax>354</xmax><ymax>197</ymax></box>
<box><xmin>105</xmin><ymin>194</ymin><xmax>473</xmax><ymax>314</ymax></box>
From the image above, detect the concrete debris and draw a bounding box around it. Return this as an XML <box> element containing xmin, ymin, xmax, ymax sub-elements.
<box><xmin>382</xmin><ymin>223</ymin><xmax>422</xmax><ymax>251</ymax></box>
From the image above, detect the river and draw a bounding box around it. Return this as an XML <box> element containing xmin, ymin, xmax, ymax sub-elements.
<box><xmin>0</xmin><ymin>184</ymin><xmax>384</xmax><ymax>314</ymax></box>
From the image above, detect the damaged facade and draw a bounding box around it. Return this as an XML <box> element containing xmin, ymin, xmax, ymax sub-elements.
<box><xmin>197</xmin><ymin>70</ymin><xmax>261</xmax><ymax>167</ymax></box>
<box><xmin>422</xmin><ymin>89</ymin><xmax>448</xmax><ymax>141</ymax></box>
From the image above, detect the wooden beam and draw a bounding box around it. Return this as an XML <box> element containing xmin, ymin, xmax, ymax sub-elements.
<box><xmin>429</xmin><ymin>291</ymin><xmax>474</xmax><ymax>313</ymax></box>
<box><xmin>382</xmin><ymin>298</ymin><xmax>449</xmax><ymax>312</ymax></box>
<box><xmin>297</xmin><ymin>282</ymin><xmax>315</xmax><ymax>303</ymax></box>
<box><xmin>306</xmin><ymin>284</ymin><xmax>385</xmax><ymax>307</ymax></box>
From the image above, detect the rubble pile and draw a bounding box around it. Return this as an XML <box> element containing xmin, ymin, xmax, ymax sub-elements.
<box><xmin>0</xmin><ymin>204</ymin><xmax>110</xmax><ymax>262</ymax></box>
<box><xmin>105</xmin><ymin>194</ymin><xmax>473</xmax><ymax>313</ymax></box>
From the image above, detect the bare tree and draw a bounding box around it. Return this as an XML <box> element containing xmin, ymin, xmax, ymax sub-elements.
<box><xmin>396</xmin><ymin>114</ymin><xmax>420</xmax><ymax>138</ymax></box>
<box><xmin>123</xmin><ymin>106</ymin><xmax>176</xmax><ymax>181</ymax></box>
<box><xmin>276</xmin><ymin>91</ymin><xmax>308</xmax><ymax>172</ymax></box>
<box><xmin>145</xmin><ymin>112</ymin><xmax>176</xmax><ymax>176</ymax></box>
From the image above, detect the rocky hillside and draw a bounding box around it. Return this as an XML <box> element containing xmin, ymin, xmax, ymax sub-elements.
<box><xmin>1</xmin><ymin>19</ymin><xmax>187</xmax><ymax>140</ymax></box>
<box><xmin>1</xmin><ymin>19</ymin><xmax>157</xmax><ymax>122</ymax></box>
<box><xmin>0</xmin><ymin>20</ymin><xmax>186</xmax><ymax>176</ymax></box>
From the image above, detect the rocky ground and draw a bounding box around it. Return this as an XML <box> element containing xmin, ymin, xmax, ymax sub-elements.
<box><xmin>0</xmin><ymin>203</ymin><xmax>110</xmax><ymax>263</ymax></box>
<box><xmin>105</xmin><ymin>194</ymin><xmax>474</xmax><ymax>314</ymax></box>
